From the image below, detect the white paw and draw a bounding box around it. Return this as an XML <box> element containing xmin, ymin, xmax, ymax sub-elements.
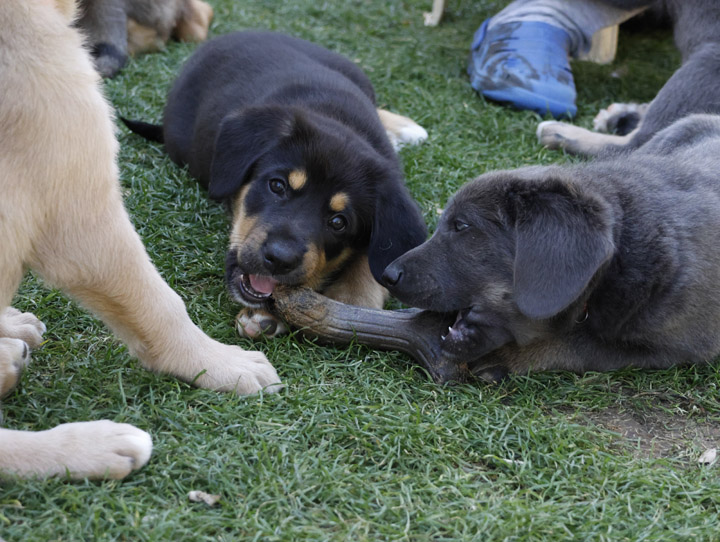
<box><xmin>537</xmin><ymin>120</ymin><xmax>567</xmax><ymax>148</ymax></box>
<box><xmin>592</xmin><ymin>107</ymin><xmax>613</xmax><ymax>132</ymax></box>
<box><xmin>0</xmin><ymin>338</ymin><xmax>30</xmax><ymax>398</ymax></box>
<box><xmin>235</xmin><ymin>308</ymin><xmax>287</xmax><ymax>339</ymax></box>
<box><xmin>40</xmin><ymin>421</ymin><xmax>152</xmax><ymax>480</ymax></box>
<box><xmin>0</xmin><ymin>307</ymin><xmax>46</xmax><ymax>349</ymax></box>
<box><xmin>387</xmin><ymin>122</ymin><xmax>429</xmax><ymax>152</ymax></box>
<box><xmin>593</xmin><ymin>102</ymin><xmax>648</xmax><ymax>133</ymax></box>
<box><xmin>195</xmin><ymin>342</ymin><xmax>283</xmax><ymax>395</ymax></box>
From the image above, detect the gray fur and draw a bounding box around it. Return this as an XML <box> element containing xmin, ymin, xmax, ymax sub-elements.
<box><xmin>77</xmin><ymin>0</ymin><xmax>188</xmax><ymax>78</ymax></box>
<box><xmin>539</xmin><ymin>0</ymin><xmax>720</xmax><ymax>156</ymax></box>
<box><xmin>383</xmin><ymin>114</ymin><xmax>720</xmax><ymax>377</ymax></box>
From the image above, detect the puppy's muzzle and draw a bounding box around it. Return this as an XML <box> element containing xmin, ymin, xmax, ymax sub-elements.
<box><xmin>262</xmin><ymin>238</ymin><xmax>304</xmax><ymax>275</ymax></box>
<box><xmin>381</xmin><ymin>260</ymin><xmax>403</xmax><ymax>287</ymax></box>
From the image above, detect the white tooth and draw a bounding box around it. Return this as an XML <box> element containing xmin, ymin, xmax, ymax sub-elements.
<box><xmin>441</xmin><ymin>334</ymin><xmax>446</xmax><ymax>341</ymax></box>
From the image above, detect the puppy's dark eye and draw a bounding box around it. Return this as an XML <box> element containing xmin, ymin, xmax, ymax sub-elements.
<box><xmin>454</xmin><ymin>219</ymin><xmax>470</xmax><ymax>232</ymax></box>
<box><xmin>269</xmin><ymin>178</ymin><xmax>287</xmax><ymax>196</ymax></box>
<box><xmin>328</xmin><ymin>214</ymin><xmax>347</xmax><ymax>232</ymax></box>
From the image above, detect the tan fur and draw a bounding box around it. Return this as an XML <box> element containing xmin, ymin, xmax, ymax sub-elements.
<box><xmin>173</xmin><ymin>0</ymin><xmax>214</xmax><ymax>43</ymax></box>
<box><xmin>323</xmin><ymin>255</ymin><xmax>388</xmax><ymax>309</ymax></box>
<box><xmin>125</xmin><ymin>0</ymin><xmax>214</xmax><ymax>56</ymax></box>
<box><xmin>376</xmin><ymin>108</ymin><xmax>429</xmax><ymax>151</ymax></box>
<box><xmin>127</xmin><ymin>19</ymin><xmax>166</xmax><ymax>55</ymax></box>
<box><xmin>329</xmin><ymin>192</ymin><xmax>349</xmax><ymax>213</ymax></box>
<box><xmin>288</xmin><ymin>169</ymin><xmax>307</xmax><ymax>191</ymax></box>
<box><xmin>0</xmin><ymin>0</ymin><xmax>279</xmax><ymax>481</ymax></box>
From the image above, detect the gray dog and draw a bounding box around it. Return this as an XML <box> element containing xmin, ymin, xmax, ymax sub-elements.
<box><xmin>382</xmin><ymin>114</ymin><xmax>720</xmax><ymax>378</ymax></box>
<box><xmin>538</xmin><ymin>0</ymin><xmax>720</xmax><ymax>156</ymax></box>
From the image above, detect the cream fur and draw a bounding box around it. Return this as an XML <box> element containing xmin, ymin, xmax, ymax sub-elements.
<box><xmin>0</xmin><ymin>0</ymin><xmax>280</xmax><ymax>481</ymax></box>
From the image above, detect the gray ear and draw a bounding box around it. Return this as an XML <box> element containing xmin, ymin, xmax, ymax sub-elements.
<box><xmin>512</xmin><ymin>183</ymin><xmax>615</xmax><ymax>320</ymax></box>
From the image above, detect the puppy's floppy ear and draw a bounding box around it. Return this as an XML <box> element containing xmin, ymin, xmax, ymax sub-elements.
<box><xmin>511</xmin><ymin>180</ymin><xmax>615</xmax><ymax>320</ymax></box>
<box><xmin>209</xmin><ymin>105</ymin><xmax>296</xmax><ymax>200</ymax></box>
<box><xmin>368</xmin><ymin>179</ymin><xmax>427</xmax><ymax>282</ymax></box>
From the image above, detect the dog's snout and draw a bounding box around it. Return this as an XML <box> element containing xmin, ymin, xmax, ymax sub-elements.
<box><xmin>381</xmin><ymin>262</ymin><xmax>403</xmax><ymax>287</ymax></box>
<box><xmin>262</xmin><ymin>239</ymin><xmax>303</xmax><ymax>275</ymax></box>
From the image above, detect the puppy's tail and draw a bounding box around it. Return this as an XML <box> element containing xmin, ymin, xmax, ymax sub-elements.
<box><xmin>120</xmin><ymin>117</ymin><xmax>164</xmax><ymax>143</ymax></box>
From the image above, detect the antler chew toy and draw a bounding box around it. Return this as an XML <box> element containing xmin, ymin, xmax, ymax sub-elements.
<box><xmin>271</xmin><ymin>286</ymin><xmax>472</xmax><ymax>384</ymax></box>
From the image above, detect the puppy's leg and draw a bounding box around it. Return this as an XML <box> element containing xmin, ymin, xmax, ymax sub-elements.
<box><xmin>423</xmin><ymin>0</ymin><xmax>445</xmax><ymax>27</ymax></box>
<box><xmin>174</xmin><ymin>0</ymin><xmax>214</xmax><ymax>43</ymax></box>
<box><xmin>30</xmin><ymin>197</ymin><xmax>281</xmax><ymax>395</ymax></box>
<box><xmin>377</xmin><ymin>109</ymin><xmax>428</xmax><ymax>151</ymax></box>
<box><xmin>486</xmin><ymin>330</ymin><xmax>683</xmax><ymax>376</ymax></box>
<box><xmin>77</xmin><ymin>0</ymin><xmax>129</xmax><ymax>78</ymax></box>
<box><xmin>0</xmin><ymin>421</ymin><xmax>152</xmax><ymax>480</ymax></box>
<box><xmin>537</xmin><ymin>120</ymin><xmax>635</xmax><ymax>156</ymax></box>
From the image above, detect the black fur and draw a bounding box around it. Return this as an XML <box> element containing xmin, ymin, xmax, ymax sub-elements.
<box><xmin>124</xmin><ymin>31</ymin><xmax>426</xmax><ymax>301</ymax></box>
<box><xmin>383</xmin><ymin>114</ymin><xmax>720</xmax><ymax>377</ymax></box>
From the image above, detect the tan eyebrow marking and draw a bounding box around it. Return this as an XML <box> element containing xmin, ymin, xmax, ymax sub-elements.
<box><xmin>288</xmin><ymin>169</ymin><xmax>307</xmax><ymax>191</ymax></box>
<box><xmin>329</xmin><ymin>192</ymin><xmax>349</xmax><ymax>212</ymax></box>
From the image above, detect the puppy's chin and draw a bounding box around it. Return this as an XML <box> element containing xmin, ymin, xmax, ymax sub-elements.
<box><xmin>227</xmin><ymin>271</ymin><xmax>275</xmax><ymax>309</ymax></box>
<box><xmin>440</xmin><ymin>307</ymin><xmax>514</xmax><ymax>363</ymax></box>
<box><xmin>440</xmin><ymin>308</ymin><xmax>476</xmax><ymax>357</ymax></box>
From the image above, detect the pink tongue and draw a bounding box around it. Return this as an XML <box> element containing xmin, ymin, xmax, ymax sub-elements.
<box><xmin>249</xmin><ymin>274</ymin><xmax>279</xmax><ymax>295</ymax></box>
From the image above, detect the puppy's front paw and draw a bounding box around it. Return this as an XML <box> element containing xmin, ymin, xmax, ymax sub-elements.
<box><xmin>236</xmin><ymin>308</ymin><xmax>287</xmax><ymax>339</ymax></box>
<box><xmin>536</xmin><ymin>120</ymin><xmax>574</xmax><ymax>150</ymax></box>
<box><xmin>0</xmin><ymin>307</ymin><xmax>46</xmax><ymax>349</ymax></box>
<box><xmin>194</xmin><ymin>342</ymin><xmax>283</xmax><ymax>395</ymax></box>
<box><xmin>0</xmin><ymin>338</ymin><xmax>30</xmax><ymax>398</ymax></box>
<box><xmin>38</xmin><ymin>421</ymin><xmax>152</xmax><ymax>480</ymax></box>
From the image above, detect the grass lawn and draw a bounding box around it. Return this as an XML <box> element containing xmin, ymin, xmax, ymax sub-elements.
<box><xmin>3</xmin><ymin>0</ymin><xmax>720</xmax><ymax>540</ymax></box>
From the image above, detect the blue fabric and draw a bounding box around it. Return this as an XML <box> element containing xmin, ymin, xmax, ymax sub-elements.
<box><xmin>468</xmin><ymin>19</ymin><xmax>577</xmax><ymax>118</ymax></box>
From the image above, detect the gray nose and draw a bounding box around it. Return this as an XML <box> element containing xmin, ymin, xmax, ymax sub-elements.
<box><xmin>381</xmin><ymin>262</ymin><xmax>403</xmax><ymax>287</ymax></box>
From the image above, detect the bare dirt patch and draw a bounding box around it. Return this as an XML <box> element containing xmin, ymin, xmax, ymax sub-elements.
<box><xmin>580</xmin><ymin>406</ymin><xmax>720</xmax><ymax>460</ymax></box>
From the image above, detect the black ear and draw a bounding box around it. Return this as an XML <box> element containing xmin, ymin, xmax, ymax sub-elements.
<box><xmin>208</xmin><ymin>106</ymin><xmax>297</xmax><ymax>200</ymax></box>
<box><xmin>368</xmin><ymin>180</ymin><xmax>428</xmax><ymax>283</ymax></box>
<box><xmin>512</xmin><ymin>182</ymin><xmax>615</xmax><ymax>320</ymax></box>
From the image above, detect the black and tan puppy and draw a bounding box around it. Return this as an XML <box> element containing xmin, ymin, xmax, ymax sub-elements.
<box><xmin>124</xmin><ymin>31</ymin><xmax>428</xmax><ymax>338</ymax></box>
<box><xmin>383</xmin><ymin>114</ymin><xmax>720</xmax><ymax>379</ymax></box>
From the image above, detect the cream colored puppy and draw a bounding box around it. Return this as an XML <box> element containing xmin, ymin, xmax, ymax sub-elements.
<box><xmin>0</xmin><ymin>0</ymin><xmax>281</xmax><ymax>481</ymax></box>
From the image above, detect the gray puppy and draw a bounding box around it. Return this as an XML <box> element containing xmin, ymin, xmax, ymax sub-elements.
<box><xmin>383</xmin><ymin>114</ymin><xmax>720</xmax><ymax>378</ymax></box>
<box><xmin>538</xmin><ymin>0</ymin><xmax>720</xmax><ymax>156</ymax></box>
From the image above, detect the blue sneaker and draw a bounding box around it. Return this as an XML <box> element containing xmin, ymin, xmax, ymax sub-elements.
<box><xmin>468</xmin><ymin>19</ymin><xmax>577</xmax><ymax>118</ymax></box>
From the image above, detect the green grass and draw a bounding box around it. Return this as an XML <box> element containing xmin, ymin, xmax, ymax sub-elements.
<box><xmin>3</xmin><ymin>1</ymin><xmax>720</xmax><ymax>540</ymax></box>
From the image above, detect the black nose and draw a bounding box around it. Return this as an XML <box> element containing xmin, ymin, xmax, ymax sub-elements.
<box><xmin>381</xmin><ymin>262</ymin><xmax>403</xmax><ymax>287</ymax></box>
<box><xmin>262</xmin><ymin>240</ymin><xmax>303</xmax><ymax>275</ymax></box>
